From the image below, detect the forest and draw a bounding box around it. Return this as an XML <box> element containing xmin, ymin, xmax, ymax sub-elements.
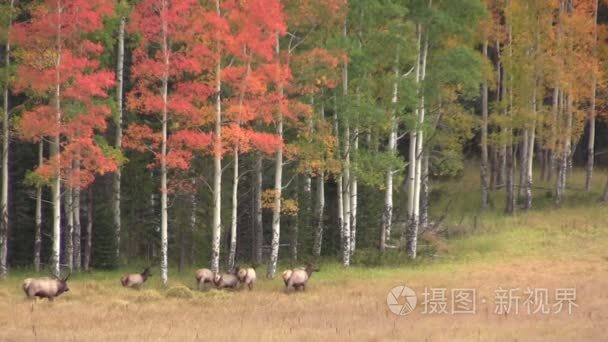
<box><xmin>0</xmin><ymin>0</ymin><xmax>607</xmax><ymax>281</ymax></box>
<box><xmin>1</xmin><ymin>0</ymin><xmax>608</xmax><ymax>340</ymax></box>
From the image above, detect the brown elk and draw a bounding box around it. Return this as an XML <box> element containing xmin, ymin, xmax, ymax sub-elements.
<box><xmin>120</xmin><ymin>267</ymin><xmax>152</xmax><ymax>289</ymax></box>
<box><xmin>22</xmin><ymin>273</ymin><xmax>70</xmax><ymax>301</ymax></box>
<box><xmin>213</xmin><ymin>272</ymin><xmax>239</xmax><ymax>289</ymax></box>
<box><xmin>235</xmin><ymin>266</ymin><xmax>256</xmax><ymax>290</ymax></box>
<box><xmin>284</xmin><ymin>263</ymin><xmax>317</xmax><ymax>292</ymax></box>
<box><xmin>194</xmin><ymin>268</ymin><xmax>214</xmax><ymax>290</ymax></box>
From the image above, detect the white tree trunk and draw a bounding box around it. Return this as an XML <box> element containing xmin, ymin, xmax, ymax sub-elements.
<box><xmin>159</xmin><ymin>0</ymin><xmax>169</xmax><ymax>285</ymax></box>
<box><xmin>113</xmin><ymin>12</ymin><xmax>125</xmax><ymax>261</ymax></box>
<box><xmin>0</xmin><ymin>0</ymin><xmax>13</xmax><ymax>278</ymax></box>
<box><xmin>524</xmin><ymin>84</ymin><xmax>537</xmax><ymax>210</ymax></box>
<box><xmin>382</xmin><ymin>52</ymin><xmax>399</xmax><ymax>251</ymax></box>
<box><xmin>267</xmin><ymin>35</ymin><xmax>283</xmax><ymax>279</ymax></box>
<box><xmin>211</xmin><ymin>0</ymin><xmax>223</xmax><ymax>274</ymax></box>
<box><xmin>51</xmin><ymin>2</ymin><xmax>63</xmax><ymax>276</ymax></box>
<box><xmin>228</xmin><ymin>148</ymin><xmax>238</xmax><ymax>269</ymax></box>
<box><xmin>341</xmin><ymin>22</ymin><xmax>351</xmax><ymax>266</ymax></box>
<box><xmin>34</xmin><ymin>142</ymin><xmax>43</xmax><ymax>272</ymax></box>
<box><xmin>268</xmin><ymin>113</ymin><xmax>283</xmax><ymax>278</ymax></box>
<box><xmin>342</xmin><ymin>123</ymin><xmax>351</xmax><ymax>266</ymax></box>
<box><xmin>406</xmin><ymin>24</ymin><xmax>426</xmax><ymax>258</ymax></box>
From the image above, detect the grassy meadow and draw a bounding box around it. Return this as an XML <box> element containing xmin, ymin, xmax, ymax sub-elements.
<box><xmin>1</xmin><ymin>168</ymin><xmax>608</xmax><ymax>341</ymax></box>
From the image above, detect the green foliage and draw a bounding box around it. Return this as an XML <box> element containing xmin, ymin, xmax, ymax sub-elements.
<box><xmin>95</xmin><ymin>135</ymin><xmax>128</xmax><ymax>168</ymax></box>
<box><xmin>24</xmin><ymin>169</ymin><xmax>47</xmax><ymax>187</ymax></box>
<box><xmin>352</xmin><ymin>149</ymin><xmax>404</xmax><ymax>189</ymax></box>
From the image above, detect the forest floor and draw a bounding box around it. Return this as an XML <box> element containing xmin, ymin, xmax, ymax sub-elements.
<box><xmin>1</xmin><ymin>169</ymin><xmax>608</xmax><ymax>341</ymax></box>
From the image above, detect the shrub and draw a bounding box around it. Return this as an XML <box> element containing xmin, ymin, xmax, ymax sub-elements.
<box><xmin>165</xmin><ymin>285</ymin><xmax>194</xmax><ymax>299</ymax></box>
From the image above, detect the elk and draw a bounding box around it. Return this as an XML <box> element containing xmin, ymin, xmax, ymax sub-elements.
<box><xmin>213</xmin><ymin>272</ymin><xmax>239</xmax><ymax>290</ymax></box>
<box><xmin>285</xmin><ymin>263</ymin><xmax>317</xmax><ymax>292</ymax></box>
<box><xmin>194</xmin><ymin>268</ymin><xmax>214</xmax><ymax>290</ymax></box>
<box><xmin>22</xmin><ymin>273</ymin><xmax>70</xmax><ymax>301</ymax></box>
<box><xmin>120</xmin><ymin>267</ymin><xmax>152</xmax><ymax>289</ymax></box>
<box><xmin>281</xmin><ymin>269</ymin><xmax>293</xmax><ymax>287</ymax></box>
<box><xmin>235</xmin><ymin>266</ymin><xmax>256</xmax><ymax>290</ymax></box>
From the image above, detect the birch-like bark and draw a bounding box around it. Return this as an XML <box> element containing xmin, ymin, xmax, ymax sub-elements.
<box><xmin>228</xmin><ymin>148</ymin><xmax>239</xmax><ymax>269</ymax></box>
<box><xmin>51</xmin><ymin>1</ymin><xmax>63</xmax><ymax>276</ymax></box>
<box><xmin>268</xmin><ymin>107</ymin><xmax>283</xmax><ymax>278</ymax></box>
<box><xmin>267</xmin><ymin>35</ymin><xmax>283</xmax><ymax>279</ymax></box>
<box><xmin>0</xmin><ymin>0</ymin><xmax>14</xmax><ymax>278</ymax></box>
<box><xmin>382</xmin><ymin>51</ymin><xmax>399</xmax><ymax>251</ymax></box>
<box><xmin>159</xmin><ymin>0</ymin><xmax>169</xmax><ymax>285</ymax></box>
<box><xmin>84</xmin><ymin>187</ymin><xmax>93</xmax><ymax>271</ymax></box>
<box><xmin>64</xmin><ymin>183</ymin><xmax>74</xmax><ymax>271</ymax></box>
<box><xmin>409</xmin><ymin>31</ymin><xmax>428</xmax><ymax>258</ymax></box>
<box><xmin>228</xmin><ymin>57</ymin><xmax>250</xmax><ymax>269</ymax></box>
<box><xmin>480</xmin><ymin>40</ymin><xmax>489</xmax><ymax>209</ymax></box>
<box><xmin>254</xmin><ymin>156</ymin><xmax>263</xmax><ymax>264</ymax></box>
<box><xmin>341</xmin><ymin>19</ymin><xmax>351</xmax><ymax>266</ymax></box>
<box><xmin>524</xmin><ymin>85</ymin><xmax>537</xmax><ymax>210</ymax></box>
<box><xmin>211</xmin><ymin>0</ymin><xmax>223</xmax><ymax>274</ymax></box>
<box><xmin>585</xmin><ymin>0</ymin><xmax>599</xmax><ymax>192</ymax></box>
<box><xmin>555</xmin><ymin>92</ymin><xmax>569</xmax><ymax>206</ymax></box>
<box><xmin>406</xmin><ymin>21</ymin><xmax>428</xmax><ymax>258</ymax></box>
<box><xmin>113</xmin><ymin>9</ymin><xmax>125</xmax><ymax>261</ymax></box>
<box><xmin>342</xmin><ymin>123</ymin><xmax>351</xmax><ymax>266</ymax></box>
<box><xmin>34</xmin><ymin>142</ymin><xmax>43</xmax><ymax>272</ymax></box>
<box><xmin>404</xmin><ymin>24</ymin><xmax>422</xmax><ymax>252</ymax></box>
<box><xmin>73</xmin><ymin>161</ymin><xmax>81</xmax><ymax>271</ymax></box>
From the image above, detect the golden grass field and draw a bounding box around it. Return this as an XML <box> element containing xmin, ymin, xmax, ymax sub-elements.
<box><xmin>1</xmin><ymin>203</ymin><xmax>607</xmax><ymax>341</ymax></box>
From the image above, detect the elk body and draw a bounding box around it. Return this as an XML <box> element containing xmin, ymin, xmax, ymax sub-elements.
<box><xmin>194</xmin><ymin>268</ymin><xmax>214</xmax><ymax>290</ymax></box>
<box><xmin>22</xmin><ymin>274</ymin><xmax>70</xmax><ymax>301</ymax></box>
<box><xmin>120</xmin><ymin>267</ymin><xmax>152</xmax><ymax>289</ymax></box>
<box><xmin>236</xmin><ymin>266</ymin><xmax>256</xmax><ymax>290</ymax></box>
<box><xmin>281</xmin><ymin>269</ymin><xmax>293</xmax><ymax>287</ymax></box>
<box><xmin>213</xmin><ymin>273</ymin><xmax>239</xmax><ymax>289</ymax></box>
<box><xmin>285</xmin><ymin>264</ymin><xmax>316</xmax><ymax>292</ymax></box>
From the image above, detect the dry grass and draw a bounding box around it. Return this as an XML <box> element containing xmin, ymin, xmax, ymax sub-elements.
<box><xmin>1</xmin><ymin>177</ymin><xmax>608</xmax><ymax>341</ymax></box>
<box><xmin>1</xmin><ymin>255</ymin><xmax>607</xmax><ymax>341</ymax></box>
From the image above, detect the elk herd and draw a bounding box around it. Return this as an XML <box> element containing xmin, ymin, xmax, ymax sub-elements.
<box><xmin>21</xmin><ymin>264</ymin><xmax>317</xmax><ymax>301</ymax></box>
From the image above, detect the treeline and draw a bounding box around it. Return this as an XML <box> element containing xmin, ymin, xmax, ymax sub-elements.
<box><xmin>0</xmin><ymin>0</ymin><xmax>606</xmax><ymax>284</ymax></box>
